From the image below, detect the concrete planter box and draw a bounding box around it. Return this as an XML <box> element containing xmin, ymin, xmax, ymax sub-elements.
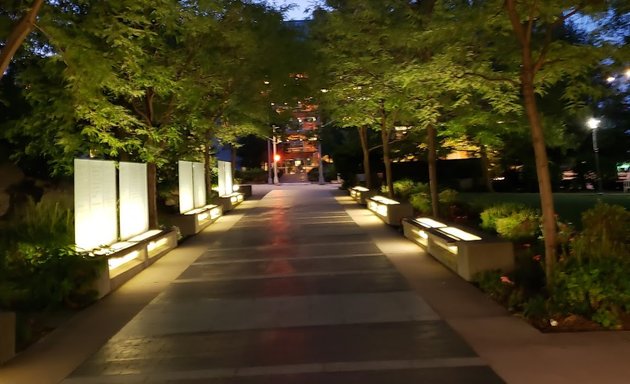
<box><xmin>403</xmin><ymin>217</ymin><xmax>515</xmax><ymax>281</ymax></box>
<box><xmin>92</xmin><ymin>229</ymin><xmax>178</xmax><ymax>297</ymax></box>
<box><xmin>349</xmin><ymin>186</ymin><xmax>376</xmax><ymax>205</ymax></box>
<box><xmin>0</xmin><ymin>311</ymin><xmax>15</xmax><ymax>365</ymax></box>
<box><xmin>236</xmin><ymin>184</ymin><xmax>252</xmax><ymax>198</ymax></box>
<box><xmin>174</xmin><ymin>204</ymin><xmax>223</xmax><ymax>237</ymax></box>
<box><xmin>214</xmin><ymin>193</ymin><xmax>244</xmax><ymax>212</ymax></box>
<box><xmin>366</xmin><ymin>195</ymin><xmax>414</xmax><ymax>226</ymax></box>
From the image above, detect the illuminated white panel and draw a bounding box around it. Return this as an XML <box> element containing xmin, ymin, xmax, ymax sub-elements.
<box><xmin>414</xmin><ymin>217</ymin><xmax>447</xmax><ymax>228</ymax></box>
<box><xmin>210</xmin><ymin>207</ymin><xmax>220</xmax><ymax>219</ymax></box>
<box><xmin>119</xmin><ymin>162</ymin><xmax>149</xmax><ymax>240</ymax></box>
<box><xmin>376</xmin><ymin>204</ymin><xmax>388</xmax><ymax>216</ymax></box>
<box><xmin>440</xmin><ymin>227</ymin><xmax>482</xmax><ymax>241</ymax></box>
<box><xmin>74</xmin><ymin>159</ymin><xmax>118</xmax><ymax>250</ymax></box>
<box><xmin>353</xmin><ymin>186</ymin><xmax>370</xmax><ymax>192</ymax></box>
<box><xmin>192</xmin><ymin>162</ymin><xmax>206</xmax><ymax>208</ymax></box>
<box><xmin>371</xmin><ymin>196</ymin><xmax>400</xmax><ymax>205</ymax></box>
<box><xmin>178</xmin><ymin>161</ymin><xmax>194</xmax><ymax>214</ymax></box>
<box><xmin>217</xmin><ymin>161</ymin><xmax>233</xmax><ymax>197</ymax></box>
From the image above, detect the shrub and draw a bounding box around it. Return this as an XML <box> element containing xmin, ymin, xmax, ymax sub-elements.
<box><xmin>495</xmin><ymin>208</ymin><xmax>540</xmax><ymax>241</ymax></box>
<box><xmin>474</xmin><ymin>269</ymin><xmax>515</xmax><ymax>306</ymax></box>
<box><xmin>550</xmin><ymin>204</ymin><xmax>630</xmax><ymax>328</ymax></box>
<box><xmin>409</xmin><ymin>192</ymin><xmax>431</xmax><ymax>214</ymax></box>
<box><xmin>2</xmin><ymin>198</ymin><xmax>74</xmax><ymax>248</ymax></box>
<box><xmin>438</xmin><ymin>189</ymin><xmax>458</xmax><ymax>205</ymax></box>
<box><xmin>0</xmin><ymin>245</ymin><xmax>105</xmax><ymax>311</ymax></box>
<box><xmin>552</xmin><ymin>257</ymin><xmax>630</xmax><ymax>328</ymax></box>
<box><xmin>392</xmin><ymin>179</ymin><xmax>416</xmax><ymax>199</ymax></box>
<box><xmin>479</xmin><ymin>203</ymin><xmax>525</xmax><ymax>232</ymax></box>
<box><xmin>235</xmin><ymin>168</ymin><xmax>268</xmax><ymax>183</ymax></box>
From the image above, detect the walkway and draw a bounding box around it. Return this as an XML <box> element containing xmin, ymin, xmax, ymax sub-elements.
<box><xmin>64</xmin><ymin>185</ymin><xmax>502</xmax><ymax>383</ymax></box>
<box><xmin>2</xmin><ymin>184</ymin><xmax>630</xmax><ymax>383</ymax></box>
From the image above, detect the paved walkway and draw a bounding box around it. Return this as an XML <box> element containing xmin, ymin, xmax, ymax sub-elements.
<box><xmin>2</xmin><ymin>184</ymin><xmax>630</xmax><ymax>383</ymax></box>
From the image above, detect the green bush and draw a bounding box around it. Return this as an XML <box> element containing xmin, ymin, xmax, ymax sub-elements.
<box><xmin>474</xmin><ymin>269</ymin><xmax>515</xmax><ymax>306</ymax></box>
<box><xmin>479</xmin><ymin>203</ymin><xmax>527</xmax><ymax>232</ymax></box>
<box><xmin>409</xmin><ymin>192</ymin><xmax>431</xmax><ymax>214</ymax></box>
<box><xmin>438</xmin><ymin>188</ymin><xmax>458</xmax><ymax>205</ymax></box>
<box><xmin>0</xmin><ymin>245</ymin><xmax>105</xmax><ymax>311</ymax></box>
<box><xmin>235</xmin><ymin>168</ymin><xmax>268</xmax><ymax>183</ymax></box>
<box><xmin>552</xmin><ymin>257</ymin><xmax>630</xmax><ymax>328</ymax></box>
<box><xmin>391</xmin><ymin>179</ymin><xmax>419</xmax><ymax>199</ymax></box>
<box><xmin>550</xmin><ymin>204</ymin><xmax>630</xmax><ymax>328</ymax></box>
<box><xmin>1</xmin><ymin>198</ymin><xmax>74</xmax><ymax>248</ymax></box>
<box><xmin>0</xmin><ymin>197</ymin><xmax>104</xmax><ymax>311</ymax></box>
<box><xmin>495</xmin><ymin>209</ymin><xmax>540</xmax><ymax>241</ymax></box>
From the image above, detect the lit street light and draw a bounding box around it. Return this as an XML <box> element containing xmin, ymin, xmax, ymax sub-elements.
<box><xmin>272</xmin><ymin>127</ymin><xmax>279</xmax><ymax>184</ymax></box>
<box><xmin>587</xmin><ymin>117</ymin><xmax>603</xmax><ymax>194</ymax></box>
<box><xmin>267</xmin><ymin>138</ymin><xmax>273</xmax><ymax>184</ymax></box>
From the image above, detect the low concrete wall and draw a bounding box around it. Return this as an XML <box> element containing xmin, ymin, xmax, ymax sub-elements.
<box><xmin>349</xmin><ymin>187</ymin><xmax>376</xmax><ymax>205</ymax></box>
<box><xmin>402</xmin><ymin>217</ymin><xmax>514</xmax><ymax>281</ymax></box>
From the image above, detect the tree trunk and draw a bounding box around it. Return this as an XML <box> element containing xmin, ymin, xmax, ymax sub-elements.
<box><xmin>203</xmin><ymin>135</ymin><xmax>212</xmax><ymax>199</ymax></box>
<box><xmin>0</xmin><ymin>0</ymin><xmax>44</xmax><ymax>80</ymax></box>
<box><xmin>381</xmin><ymin>127</ymin><xmax>394</xmax><ymax>199</ymax></box>
<box><xmin>147</xmin><ymin>162</ymin><xmax>158</xmax><ymax>229</ymax></box>
<box><xmin>230</xmin><ymin>143</ymin><xmax>237</xmax><ymax>176</ymax></box>
<box><xmin>358</xmin><ymin>126</ymin><xmax>372</xmax><ymax>188</ymax></box>
<box><xmin>505</xmin><ymin>0</ymin><xmax>558</xmax><ymax>287</ymax></box>
<box><xmin>522</xmin><ymin>72</ymin><xmax>557</xmax><ymax>287</ymax></box>
<box><xmin>427</xmin><ymin>124</ymin><xmax>439</xmax><ymax>217</ymax></box>
<box><xmin>480</xmin><ymin>144</ymin><xmax>494</xmax><ymax>192</ymax></box>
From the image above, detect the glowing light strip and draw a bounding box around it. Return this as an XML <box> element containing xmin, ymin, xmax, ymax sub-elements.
<box><xmin>434</xmin><ymin>239</ymin><xmax>459</xmax><ymax>254</ymax></box>
<box><xmin>352</xmin><ymin>186</ymin><xmax>370</xmax><ymax>192</ymax></box>
<box><xmin>108</xmin><ymin>250</ymin><xmax>140</xmax><ymax>270</ymax></box>
<box><xmin>439</xmin><ymin>227</ymin><xmax>482</xmax><ymax>241</ymax></box>
<box><xmin>128</xmin><ymin>229</ymin><xmax>162</xmax><ymax>242</ymax></box>
<box><xmin>376</xmin><ymin>204</ymin><xmax>388</xmax><ymax>217</ymax></box>
<box><xmin>197</xmin><ymin>212</ymin><xmax>209</xmax><ymax>222</ymax></box>
<box><xmin>414</xmin><ymin>217</ymin><xmax>446</xmax><ymax>228</ymax></box>
<box><xmin>371</xmin><ymin>196</ymin><xmax>400</xmax><ymax>205</ymax></box>
<box><xmin>147</xmin><ymin>238</ymin><xmax>168</xmax><ymax>254</ymax></box>
<box><xmin>210</xmin><ymin>208</ymin><xmax>221</xmax><ymax>219</ymax></box>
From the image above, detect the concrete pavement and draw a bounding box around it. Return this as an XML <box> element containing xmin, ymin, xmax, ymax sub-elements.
<box><xmin>1</xmin><ymin>184</ymin><xmax>630</xmax><ymax>383</ymax></box>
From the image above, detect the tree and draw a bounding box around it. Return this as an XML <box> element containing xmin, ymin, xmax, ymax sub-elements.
<box><xmin>427</xmin><ymin>0</ymin><xmax>629</xmax><ymax>283</ymax></box>
<box><xmin>0</xmin><ymin>0</ymin><xmax>44</xmax><ymax>80</ymax></box>
<box><xmin>312</xmin><ymin>0</ymin><xmax>416</xmax><ymax>196</ymax></box>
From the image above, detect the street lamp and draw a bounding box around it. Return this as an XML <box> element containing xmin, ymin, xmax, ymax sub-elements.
<box><xmin>317</xmin><ymin>139</ymin><xmax>325</xmax><ymax>185</ymax></box>
<box><xmin>587</xmin><ymin>117</ymin><xmax>603</xmax><ymax>194</ymax></box>
<box><xmin>267</xmin><ymin>138</ymin><xmax>273</xmax><ymax>184</ymax></box>
<box><xmin>272</xmin><ymin>127</ymin><xmax>279</xmax><ymax>184</ymax></box>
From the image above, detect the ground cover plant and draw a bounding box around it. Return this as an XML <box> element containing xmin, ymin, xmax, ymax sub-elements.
<box><xmin>0</xmin><ymin>198</ymin><xmax>105</xmax><ymax>349</ymax></box>
<box><xmin>473</xmin><ymin>201</ymin><xmax>630</xmax><ymax>331</ymax></box>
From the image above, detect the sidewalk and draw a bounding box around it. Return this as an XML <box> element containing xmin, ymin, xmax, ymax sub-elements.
<box><xmin>1</xmin><ymin>184</ymin><xmax>629</xmax><ymax>383</ymax></box>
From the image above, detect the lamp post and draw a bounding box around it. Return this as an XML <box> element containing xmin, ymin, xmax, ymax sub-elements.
<box><xmin>587</xmin><ymin>117</ymin><xmax>603</xmax><ymax>194</ymax></box>
<box><xmin>317</xmin><ymin>140</ymin><xmax>325</xmax><ymax>185</ymax></box>
<box><xmin>267</xmin><ymin>138</ymin><xmax>273</xmax><ymax>184</ymax></box>
<box><xmin>272</xmin><ymin>131</ymin><xmax>279</xmax><ymax>184</ymax></box>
